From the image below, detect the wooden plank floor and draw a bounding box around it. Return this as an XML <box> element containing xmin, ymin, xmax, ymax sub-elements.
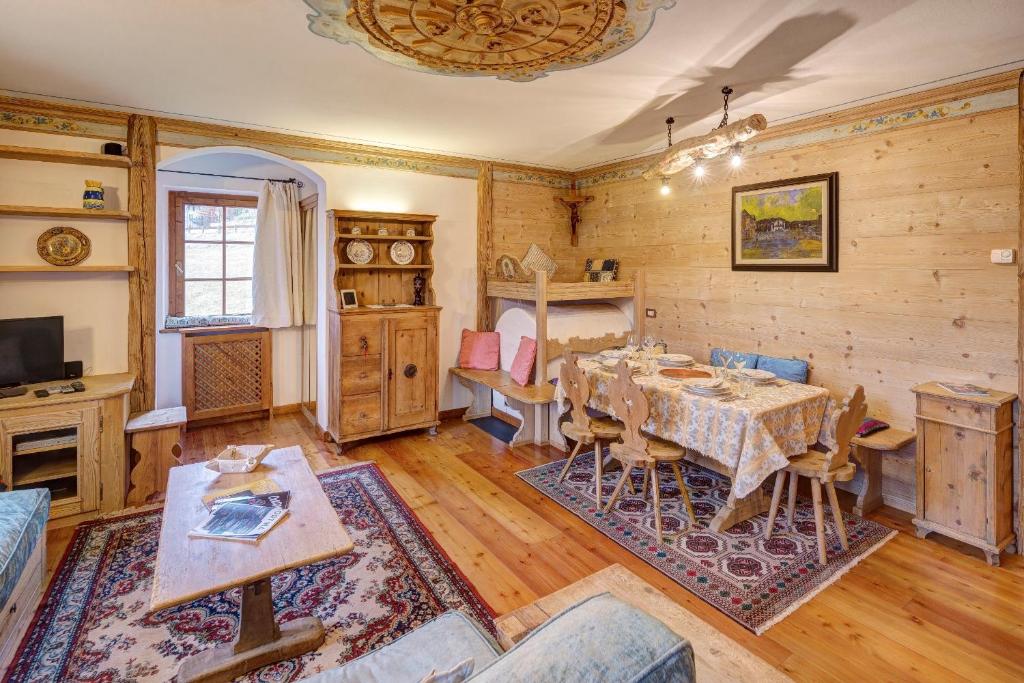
<box><xmin>46</xmin><ymin>414</ymin><xmax>1024</xmax><ymax>682</ymax></box>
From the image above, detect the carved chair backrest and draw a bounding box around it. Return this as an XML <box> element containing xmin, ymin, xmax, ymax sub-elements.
<box><xmin>822</xmin><ymin>384</ymin><xmax>868</xmax><ymax>472</ymax></box>
<box><xmin>606</xmin><ymin>361</ymin><xmax>652</xmax><ymax>462</ymax></box>
<box><xmin>560</xmin><ymin>351</ymin><xmax>593</xmax><ymax>432</ymax></box>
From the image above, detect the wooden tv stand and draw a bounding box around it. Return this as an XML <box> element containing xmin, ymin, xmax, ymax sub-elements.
<box><xmin>0</xmin><ymin>373</ymin><xmax>134</xmax><ymax>520</ymax></box>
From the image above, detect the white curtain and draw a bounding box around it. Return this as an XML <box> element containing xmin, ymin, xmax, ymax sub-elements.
<box><xmin>252</xmin><ymin>181</ymin><xmax>303</xmax><ymax>328</ymax></box>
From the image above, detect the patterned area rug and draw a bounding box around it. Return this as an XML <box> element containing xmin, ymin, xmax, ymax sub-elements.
<box><xmin>518</xmin><ymin>452</ymin><xmax>896</xmax><ymax>634</ymax></box>
<box><xmin>6</xmin><ymin>464</ymin><xmax>494</xmax><ymax>682</ymax></box>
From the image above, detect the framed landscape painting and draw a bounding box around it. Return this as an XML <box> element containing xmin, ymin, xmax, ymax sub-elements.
<box><xmin>731</xmin><ymin>172</ymin><xmax>838</xmax><ymax>271</ymax></box>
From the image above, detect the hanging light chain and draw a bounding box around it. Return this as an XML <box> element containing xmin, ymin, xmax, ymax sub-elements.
<box><xmin>715</xmin><ymin>86</ymin><xmax>733</xmax><ymax>130</ymax></box>
<box><xmin>665</xmin><ymin>116</ymin><xmax>674</xmax><ymax>148</ymax></box>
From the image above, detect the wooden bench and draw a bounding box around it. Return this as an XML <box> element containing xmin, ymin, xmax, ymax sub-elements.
<box><xmin>450</xmin><ymin>367</ymin><xmax>555</xmax><ymax>447</ymax></box>
<box><xmin>850</xmin><ymin>427</ymin><xmax>915</xmax><ymax>516</ymax></box>
<box><xmin>125</xmin><ymin>406</ymin><xmax>187</xmax><ymax>506</ymax></box>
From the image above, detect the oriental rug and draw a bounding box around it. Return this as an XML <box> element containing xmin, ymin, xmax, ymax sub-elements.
<box><xmin>5</xmin><ymin>463</ymin><xmax>494</xmax><ymax>682</ymax></box>
<box><xmin>518</xmin><ymin>453</ymin><xmax>896</xmax><ymax>634</ymax></box>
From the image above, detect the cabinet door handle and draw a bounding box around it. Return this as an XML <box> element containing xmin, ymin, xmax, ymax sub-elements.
<box><xmin>359</xmin><ymin>336</ymin><xmax>368</xmax><ymax>352</ymax></box>
<box><xmin>404</xmin><ymin>364</ymin><xmax>418</xmax><ymax>379</ymax></box>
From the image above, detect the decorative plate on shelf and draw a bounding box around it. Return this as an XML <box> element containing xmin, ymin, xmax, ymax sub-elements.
<box><xmin>389</xmin><ymin>240</ymin><xmax>415</xmax><ymax>265</ymax></box>
<box><xmin>36</xmin><ymin>227</ymin><xmax>91</xmax><ymax>266</ymax></box>
<box><xmin>346</xmin><ymin>239</ymin><xmax>374</xmax><ymax>265</ymax></box>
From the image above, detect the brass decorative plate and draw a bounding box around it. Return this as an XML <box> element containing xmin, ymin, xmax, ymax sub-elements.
<box><xmin>37</xmin><ymin>227</ymin><xmax>91</xmax><ymax>266</ymax></box>
<box><xmin>304</xmin><ymin>0</ymin><xmax>675</xmax><ymax>81</ymax></box>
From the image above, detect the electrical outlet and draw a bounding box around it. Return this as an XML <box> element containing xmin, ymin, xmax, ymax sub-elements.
<box><xmin>990</xmin><ymin>248</ymin><xmax>1016</xmax><ymax>264</ymax></box>
<box><xmin>645</xmin><ymin>308</ymin><xmax>657</xmax><ymax>318</ymax></box>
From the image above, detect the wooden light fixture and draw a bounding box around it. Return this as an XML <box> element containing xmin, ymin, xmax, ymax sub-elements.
<box><xmin>643</xmin><ymin>87</ymin><xmax>767</xmax><ymax>181</ymax></box>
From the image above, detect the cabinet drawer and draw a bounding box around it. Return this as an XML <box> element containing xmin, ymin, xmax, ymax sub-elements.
<box><xmin>341</xmin><ymin>393</ymin><xmax>381</xmax><ymax>436</ymax></box>
<box><xmin>341</xmin><ymin>319</ymin><xmax>382</xmax><ymax>357</ymax></box>
<box><xmin>917</xmin><ymin>395</ymin><xmax>993</xmax><ymax>431</ymax></box>
<box><xmin>342</xmin><ymin>356</ymin><xmax>381</xmax><ymax>394</ymax></box>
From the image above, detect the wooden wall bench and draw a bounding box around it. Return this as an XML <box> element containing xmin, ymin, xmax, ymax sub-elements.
<box><xmin>450</xmin><ymin>367</ymin><xmax>555</xmax><ymax>447</ymax></box>
<box><xmin>849</xmin><ymin>428</ymin><xmax>915</xmax><ymax>516</ymax></box>
<box><xmin>125</xmin><ymin>406</ymin><xmax>187</xmax><ymax>506</ymax></box>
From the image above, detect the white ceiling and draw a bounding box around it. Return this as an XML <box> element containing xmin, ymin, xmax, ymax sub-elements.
<box><xmin>1</xmin><ymin>0</ymin><xmax>1022</xmax><ymax>170</ymax></box>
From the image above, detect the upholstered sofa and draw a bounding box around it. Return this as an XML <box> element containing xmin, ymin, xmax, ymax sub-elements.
<box><xmin>0</xmin><ymin>489</ymin><xmax>50</xmax><ymax>673</ymax></box>
<box><xmin>305</xmin><ymin>592</ymin><xmax>695</xmax><ymax>682</ymax></box>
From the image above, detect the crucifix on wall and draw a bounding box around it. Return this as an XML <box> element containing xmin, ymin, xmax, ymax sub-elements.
<box><xmin>557</xmin><ymin>192</ymin><xmax>594</xmax><ymax>246</ymax></box>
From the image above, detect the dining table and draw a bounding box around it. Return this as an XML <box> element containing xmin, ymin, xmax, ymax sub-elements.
<box><xmin>571</xmin><ymin>354</ymin><xmax>835</xmax><ymax>532</ymax></box>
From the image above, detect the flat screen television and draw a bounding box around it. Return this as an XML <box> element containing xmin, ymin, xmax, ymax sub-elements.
<box><xmin>0</xmin><ymin>316</ymin><xmax>64</xmax><ymax>387</ymax></box>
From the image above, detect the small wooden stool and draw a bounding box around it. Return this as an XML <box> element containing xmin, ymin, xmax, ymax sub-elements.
<box><xmin>849</xmin><ymin>427</ymin><xmax>914</xmax><ymax>516</ymax></box>
<box><xmin>126</xmin><ymin>407</ymin><xmax>187</xmax><ymax>506</ymax></box>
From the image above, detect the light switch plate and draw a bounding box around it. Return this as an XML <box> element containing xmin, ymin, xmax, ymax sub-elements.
<box><xmin>990</xmin><ymin>248</ymin><xmax>1016</xmax><ymax>264</ymax></box>
<box><xmin>645</xmin><ymin>308</ymin><xmax>657</xmax><ymax>318</ymax></box>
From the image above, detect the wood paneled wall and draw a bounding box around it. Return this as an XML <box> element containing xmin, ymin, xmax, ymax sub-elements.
<box><xmin>492</xmin><ymin>180</ymin><xmax>581</xmax><ymax>276</ymax></box>
<box><xmin>571</xmin><ymin>108</ymin><xmax>1019</xmax><ymax>432</ymax></box>
<box><xmin>484</xmin><ymin>99</ymin><xmax>1019</xmax><ymax>511</ymax></box>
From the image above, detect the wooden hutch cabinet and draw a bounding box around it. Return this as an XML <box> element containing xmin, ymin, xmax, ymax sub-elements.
<box><xmin>911</xmin><ymin>382</ymin><xmax>1016</xmax><ymax>565</ymax></box>
<box><xmin>326</xmin><ymin>210</ymin><xmax>439</xmax><ymax>447</ymax></box>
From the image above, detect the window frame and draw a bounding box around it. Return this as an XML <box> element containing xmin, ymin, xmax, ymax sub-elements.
<box><xmin>168</xmin><ymin>191</ymin><xmax>258</xmax><ymax>317</ymax></box>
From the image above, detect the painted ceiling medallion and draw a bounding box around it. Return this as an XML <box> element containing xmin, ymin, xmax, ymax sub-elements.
<box><xmin>304</xmin><ymin>0</ymin><xmax>675</xmax><ymax>82</ymax></box>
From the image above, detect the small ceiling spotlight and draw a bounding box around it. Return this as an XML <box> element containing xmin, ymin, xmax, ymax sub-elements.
<box><xmin>730</xmin><ymin>144</ymin><xmax>743</xmax><ymax>168</ymax></box>
<box><xmin>660</xmin><ymin>176</ymin><xmax>671</xmax><ymax>195</ymax></box>
<box><xmin>692</xmin><ymin>162</ymin><xmax>706</xmax><ymax>178</ymax></box>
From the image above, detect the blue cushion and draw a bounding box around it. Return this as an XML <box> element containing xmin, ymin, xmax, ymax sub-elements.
<box><xmin>473</xmin><ymin>593</ymin><xmax>694</xmax><ymax>682</ymax></box>
<box><xmin>756</xmin><ymin>355</ymin><xmax>809</xmax><ymax>383</ymax></box>
<box><xmin>302</xmin><ymin>610</ymin><xmax>501</xmax><ymax>683</ymax></box>
<box><xmin>709</xmin><ymin>348</ymin><xmax>760</xmax><ymax>370</ymax></box>
<box><xmin>0</xmin><ymin>489</ymin><xmax>50</xmax><ymax>607</ymax></box>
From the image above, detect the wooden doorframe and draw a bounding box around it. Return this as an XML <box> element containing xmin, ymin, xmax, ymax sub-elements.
<box><xmin>1017</xmin><ymin>70</ymin><xmax>1023</xmax><ymax>553</ymax></box>
<box><xmin>476</xmin><ymin>162</ymin><xmax>493</xmax><ymax>332</ymax></box>
<box><xmin>128</xmin><ymin>114</ymin><xmax>158</xmax><ymax>413</ymax></box>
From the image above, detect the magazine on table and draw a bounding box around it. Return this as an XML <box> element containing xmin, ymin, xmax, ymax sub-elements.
<box><xmin>937</xmin><ymin>382</ymin><xmax>990</xmax><ymax>397</ymax></box>
<box><xmin>211</xmin><ymin>490</ymin><xmax>291</xmax><ymax>511</ymax></box>
<box><xmin>189</xmin><ymin>501</ymin><xmax>289</xmax><ymax>542</ymax></box>
<box><xmin>201</xmin><ymin>478</ymin><xmax>281</xmax><ymax>511</ymax></box>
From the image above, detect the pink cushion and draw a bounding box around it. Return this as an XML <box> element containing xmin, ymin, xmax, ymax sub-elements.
<box><xmin>458</xmin><ymin>329</ymin><xmax>500</xmax><ymax>370</ymax></box>
<box><xmin>510</xmin><ymin>336</ymin><xmax>537</xmax><ymax>386</ymax></box>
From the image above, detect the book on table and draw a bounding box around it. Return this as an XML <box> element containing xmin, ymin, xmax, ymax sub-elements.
<box><xmin>190</xmin><ymin>488</ymin><xmax>291</xmax><ymax>542</ymax></box>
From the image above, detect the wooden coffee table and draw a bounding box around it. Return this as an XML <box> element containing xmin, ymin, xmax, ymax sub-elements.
<box><xmin>150</xmin><ymin>446</ymin><xmax>353</xmax><ymax>683</ymax></box>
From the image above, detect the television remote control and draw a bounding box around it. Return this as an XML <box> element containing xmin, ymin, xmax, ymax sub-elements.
<box><xmin>0</xmin><ymin>386</ymin><xmax>28</xmax><ymax>399</ymax></box>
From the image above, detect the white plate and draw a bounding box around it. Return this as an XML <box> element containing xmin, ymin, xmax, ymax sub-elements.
<box><xmin>599</xmin><ymin>348</ymin><xmax>629</xmax><ymax>359</ymax></box>
<box><xmin>735</xmin><ymin>368</ymin><xmax>775</xmax><ymax>381</ymax></box>
<box><xmin>346</xmin><ymin>239</ymin><xmax>373</xmax><ymax>265</ymax></box>
<box><xmin>657</xmin><ymin>354</ymin><xmax>694</xmax><ymax>364</ymax></box>
<box><xmin>389</xmin><ymin>240</ymin><xmax>415</xmax><ymax>265</ymax></box>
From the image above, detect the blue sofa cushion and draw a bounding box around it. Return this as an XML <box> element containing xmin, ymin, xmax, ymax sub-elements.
<box><xmin>302</xmin><ymin>610</ymin><xmax>501</xmax><ymax>683</ymax></box>
<box><xmin>756</xmin><ymin>355</ymin><xmax>809</xmax><ymax>383</ymax></box>
<box><xmin>709</xmin><ymin>348</ymin><xmax>760</xmax><ymax>370</ymax></box>
<box><xmin>0</xmin><ymin>488</ymin><xmax>50</xmax><ymax>607</ymax></box>
<box><xmin>473</xmin><ymin>593</ymin><xmax>694</xmax><ymax>683</ymax></box>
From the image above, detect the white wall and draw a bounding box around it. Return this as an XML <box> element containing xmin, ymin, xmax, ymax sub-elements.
<box><xmin>154</xmin><ymin>148</ymin><xmax>319</xmax><ymax>410</ymax></box>
<box><xmin>0</xmin><ymin>129</ymin><xmax>129</xmax><ymax>376</ymax></box>
<box><xmin>0</xmin><ymin>131</ymin><xmax>476</xmax><ymax>430</ymax></box>
<box><xmin>302</xmin><ymin>161</ymin><xmax>477</xmax><ymax>422</ymax></box>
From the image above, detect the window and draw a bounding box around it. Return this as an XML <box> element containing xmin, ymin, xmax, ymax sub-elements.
<box><xmin>168</xmin><ymin>192</ymin><xmax>257</xmax><ymax>317</ymax></box>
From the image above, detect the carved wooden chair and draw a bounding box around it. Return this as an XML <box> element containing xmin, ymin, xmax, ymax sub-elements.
<box><xmin>557</xmin><ymin>351</ymin><xmax>625</xmax><ymax>508</ymax></box>
<box><xmin>765</xmin><ymin>385</ymin><xmax>868</xmax><ymax>564</ymax></box>
<box><xmin>602</xmin><ymin>361</ymin><xmax>696</xmax><ymax>542</ymax></box>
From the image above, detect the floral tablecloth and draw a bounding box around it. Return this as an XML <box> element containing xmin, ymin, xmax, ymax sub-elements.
<box><xmin>570</xmin><ymin>359</ymin><xmax>835</xmax><ymax>499</ymax></box>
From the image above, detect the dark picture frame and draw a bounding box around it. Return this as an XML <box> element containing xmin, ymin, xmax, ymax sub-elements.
<box><xmin>731</xmin><ymin>172</ymin><xmax>838</xmax><ymax>272</ymax></box>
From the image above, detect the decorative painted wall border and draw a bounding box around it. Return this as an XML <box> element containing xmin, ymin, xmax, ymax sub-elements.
<box><xmin>575</xmin><ymin>87</ymin><xmax>1018</xmax><ymax>189</ymax></box>
<box><xmin>0</xmin><ymin>101</ymin><xmax>571</xmax><ymax>188</ymax></box>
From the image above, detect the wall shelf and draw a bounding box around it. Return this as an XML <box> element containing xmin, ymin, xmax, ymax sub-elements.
<box><xmin>0</xmin><ymin>265</ymin><xmax>135</xmax><ymax>273</ymax></box>
<box><xmin>336</xmin><ymin>233</ymin><xmax>433</xmax><ymax>241</ymax></box>
<box><xmin>337</xmin><ymin>264</ymin><xmax>433</xmax><ymax>271</ymax></box>
<box><xmin>0</xmin><ymin>144</ymin><xmax>131</xmax><ymax>168</ymax></box>
<box><xmin>0</xmin><ymin>205</ymin><xmax>131</xmax><ymax>220</ymax></box>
